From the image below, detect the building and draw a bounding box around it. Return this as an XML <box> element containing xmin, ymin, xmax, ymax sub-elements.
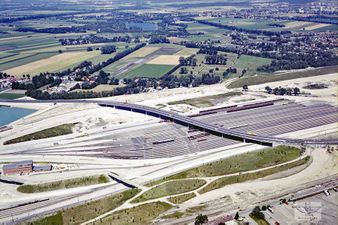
<box><xmin>33</xmin><ymin>165</ymin><xmax>52</xmax><ymax>172</ymax></box>
<box><xmin>2</xmin><ymin>160</ymin><xmax>33</xmax><ymax>175</ymax></box>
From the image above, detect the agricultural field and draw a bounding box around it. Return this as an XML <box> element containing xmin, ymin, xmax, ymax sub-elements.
<box><xmin>0</xmin><ymin>31</ymin><xmax>134</xmax><ymax>77</ymax></box>
<box><xmin>5</xmin><ymin>51</ymin><xmax>99</xmax><ymax>76</ymax></box>
<box><xmin>104</xmin><ymin>44</ymin><xmax>196</xmax><ymax>79</ymax></box>
<box><xmin>186</xmin><ymin>22</ymin><xmax>228</xmax><ymax>41</ymax></box>
<box><xmin>123</xmin><ymin>64</ymin><xmax>176</xmax><ymax>78</ymax></box>
<box><xmin>205</xmin><ymin>17</ymin><xmax>337</xmax><ymax>32</ymax></box>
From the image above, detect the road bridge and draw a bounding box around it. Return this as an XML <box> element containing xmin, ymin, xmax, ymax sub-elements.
<box><xmin>1</xmin><ymin>99</ymin><xmax>337</xmax><ymax>146</ymax></box>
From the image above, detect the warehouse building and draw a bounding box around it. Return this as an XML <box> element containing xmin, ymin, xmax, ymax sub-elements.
<box><xmin>33</xmin><ymin>165</ymin><xmax>53</xmax><ymax>172</ymax></box>
<box><xmin>2</xmin><ymin>160</ymin><xmax>33</xmax><ymax>175</ymax></box>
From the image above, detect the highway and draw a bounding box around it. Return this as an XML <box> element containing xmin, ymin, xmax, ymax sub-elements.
<box><xmin>0</xmin><ymin>98</ymin><xmax>337</xmax><ymax>146</ymax></box>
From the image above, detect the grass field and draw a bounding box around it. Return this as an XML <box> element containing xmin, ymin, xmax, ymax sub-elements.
<box><xmin>146</xmin><ymin>145</ymin><xmax>301</xmax><ymax>186</ymax></box>
<box><xmin>250</xmin><ymin>214</ymin><xmax>270</xmax><ymax>225</ymax></box>
<box><xmin>233</xmin><ymin>55</ymin><xmax>272</xmax><ymax>75</ymax></box>
<box><xmin>62</xmin><ymin>189</ymin><xmax>140</xmax><ymax>225</ymax></box>
<box><xmin>29</xmin><ymin>212</ymin><xmax>63</xmax><ymax>225</ymax></box>
<box><xmin>168</xmin><ymin>192</ymin><xmax>196</xmax><ymax>204</ymax></box>
<box><xmin>0</xmin><ymin>93</ymin><xmax>25</xmax><ymax>99</ymax></box>
<box><xmin>228</xmin><ymin>66</ymin><xmax>338</xmax><ymax>88</ymax></box>
<box><xmin>174</xmin><ymin>53</ymin><xmax>271</xmax><ymax>78</ymax></box>
<box><xmin>17</xmin><ymin>175</ymin><xmax>109</xmax><ymax>193</ymax></box>
<box><xmin>93</xmin><ymin>202</ymin><xmax>173</xmax><ymax>225</ymax></box>
<box><xmin>30</xmin><ymin>189</ymin><xmax>141</xmax><ymax>225</ymax></box>
<box><xmin>4</xmin><ymin>123</ymin><xmax>75</xmax><ymax>145</ymax></box>
<box><xmin>198</xmin><ymin>156</ymin><xmax>310</xmax><ymax>194</ymax></box>
<box><xmin>161</xmin><ymin>211</ymin><xmax>185</xmax><ymax>219</ymax></box>
<box><xmin>168</xmin><ymin>92</ymin><xmax>242</xmax><ymax>108</ymax></box>
<box><xmin>132</xmin><ymin>179</ymin><xmax>206</xmax><ymax>203</ymax></box>
<box><xmin>123</xmin><ymin>64</ymin><xmax>176</xmax><ymax>78</ymax></box>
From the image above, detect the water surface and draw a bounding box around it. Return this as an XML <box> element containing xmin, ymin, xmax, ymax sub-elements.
<box><xmin>0</xmin><ymin>106</ymin><xmax>36</xmax><ymax>126</ymax></box>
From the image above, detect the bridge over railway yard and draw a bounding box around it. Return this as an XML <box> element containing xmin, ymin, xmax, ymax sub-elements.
<box><xmin>0</xmin><ymin>99</ymin><xmax>337</xmax><ymax>147</ymax></box>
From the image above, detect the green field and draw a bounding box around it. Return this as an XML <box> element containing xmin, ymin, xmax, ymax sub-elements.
<box><xmin>30</xmin><ymin>189</ymin><xmax>141</xmax><ymax>225</ymax></box>
<box><xmin>29</xmin><ymin>212</ymin><xmax>63</xmax><ymax>225</ymax></box>
<box><xmin>146</xmin><ymin>146</ymin><xmax>301</xmax><ymax>186</ymax></box>
<box><xmin>0</xmin><ymin>93</ymin><xmax>25</xmax><ymax>99</ymax></box>
<box><xmin>168</xmin><ymin>92</ymin><xmax>242</xmax><ymax>108</ymax></box>
<box><xmin>228</xmin><ymin>66</ymin><xmax>338</xmax><ymax>88</ymax></box>
<box><xmin>92</xmin><ymin>202</ymin><xmax>173</xmax><ymax>225</ymax></box>
<box><xmin>168</xmin><ymin>192</ymin><xmax>196</xmax><ymax>204</ymax></box>
<box><xmin>17</xmin><ymin>175</ymin><xmax>109</xmax><ymax>193</ymax></box>
<box><xmin>4</xmin><ymin>123</ymin><xmax>75</xmax><ymax>145</ymax></box>
<box><xmin>198</xmin><ymin>156</ymin><xmax>310</xmax><ymax>194</ymax></box>
<box><xmin>123</xmin><ymin>64</ymin><xmax>176</xmax><ymax>78</ymax></box>
<box><xmin>132</xmin><ymin>179</ymin><xmax>206</xmax><ymax>203</ymax></box>
<box><xmin>174</xmin><ymin>53</ymin><xmax>271</xmax><ymax>78</ymax></box>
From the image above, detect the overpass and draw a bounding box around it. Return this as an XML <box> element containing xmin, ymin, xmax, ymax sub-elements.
<box><xmin>1</xmin><ymin>99</ymin><xmax>338</xmax><ymax>146</ymax></box>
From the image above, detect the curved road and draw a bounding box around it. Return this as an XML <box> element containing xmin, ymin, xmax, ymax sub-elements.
<box><xmin>1</xmin><ymin>99</ymin><xmax>337</xmax><ymax>146</ymax></box>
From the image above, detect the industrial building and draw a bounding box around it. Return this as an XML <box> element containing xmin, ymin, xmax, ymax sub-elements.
<box><xmin>2</xmin><ymin>161</ymin><xmax>52</xmax><ymax>175</ymax></box>
<box><xmin>2</xmin><ymin>160</ymin><xmax>33</xmax><ymax>175</ymax></box>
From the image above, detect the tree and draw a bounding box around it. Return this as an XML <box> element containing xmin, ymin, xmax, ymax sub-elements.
<box><xmin>234</xmin><ymin>212</ymin><xmax>239</xmax><ymax>220</ymax></box>
<box><xmin>58</xmin><ymin>49</ymin><xmax>62</xmax><ymax>53</ymax></box>
<box><xmin>195</xmin><ymin>214</ymin><xmax>208</xmax><ymax>225</ymax></box>
<box><xmin>250</xmin><ymin>206</ymin><xmax>265</xmax><ymax>220</ymax></box>
<box><xmin>293</xmin><ymin>87</ymin><xmax>300</xmax><ymax>95</ymax></box>
<box><xmin>242</xmin><ymin>84</ymin><xmax>248</xmax><ymax>91</ymax></box>
<box><xmin>87</xmin><ymin>47</ymin><xmax>93</xmax><ymax>51</ymax></box>
<box><xmin>265</xmin><ymin>86</ymin><xmax>272</xmax><ymax>94</ymax></box>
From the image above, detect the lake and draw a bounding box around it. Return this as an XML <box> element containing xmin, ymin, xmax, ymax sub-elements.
<box><xmin>0</xmin><ymin>106</ymin><xmax>36</xmax><ymax>126</ymax></box>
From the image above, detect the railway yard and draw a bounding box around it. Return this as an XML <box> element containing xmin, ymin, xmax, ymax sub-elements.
<box><xmin>0</xmin><ymin>72</ymin><xmax>338</xmax><ymax>224</ymax></box>
<box><xmin>0</xmin><ymin>75</ymin><xmax>337</xmax><ymax>225</ymax></box>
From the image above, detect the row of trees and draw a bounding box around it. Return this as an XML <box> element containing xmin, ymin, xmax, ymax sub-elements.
<box><xmin>12</xmin><ymin>73</ymin><xmax>54</xmax><ymax>90</ymax></box>
<box><xmin>26</xmin><ymin>72</ymin><xmax>222</xmax><ymax>100</ymax></box>
<box><xmin>16</xmin><ymin>26</ymin><xmax>87</xmax><ymax>34</ymax></box>
<box><xmin>179</xmin><ymin>56</ymin><xmax>197</xmax><ymax>66</ymax></box>
<box><xmin>59</xmin><ymin>35</ymin><xmax>131</xmax><ymax>45</ymax></box>
<box><xmin>0</xmin><ymin>72</ymin><xmax>11</xmax><ymax>79</ymax></box>
<box><xmin>100</xmin><ymin>45</ymin><xmax>117</xmax><ymax>54</ymax></box>
<box><xmin>265</xmin><ymin>86</ymin><xmax>301</xmax><ymax>96</ymax></box>
<box><xmin>204</xmin><ymin>54</ymin><xmax>227</xmax><ymax>65</ymax></box>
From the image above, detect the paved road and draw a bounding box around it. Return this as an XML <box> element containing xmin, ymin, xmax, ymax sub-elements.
<box><xmin>1</xmin><ymin>98</ymin><xmax>337</xmax><ymax>146</ymax></box>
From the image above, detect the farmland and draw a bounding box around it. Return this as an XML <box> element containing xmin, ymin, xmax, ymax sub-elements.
<box><xmin>123</xmin><ymin>64</ymin><xmax>176</xmax><ymax>78</ymax></box>
<box><xmin>0</xmin><ymin>31</ymin><xmax>134</xmax><ymax>77</ymax></box>
<box><xmin>5</xmin><ymin>51</ymin><xmax>99</xmax><ymax>76</ymax></box>
<box><xmin>204</xmin><ymin>17</ymin><xmax>337</xmax><ymax>32</ymax></box>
